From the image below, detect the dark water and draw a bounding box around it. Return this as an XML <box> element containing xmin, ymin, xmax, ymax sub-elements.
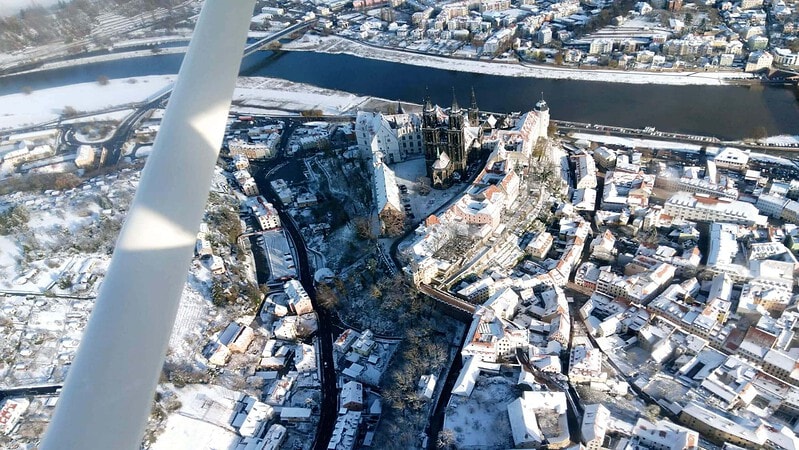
<box><xmin>2</xmin><ymin>49</ymin><xmax>798</xmax><ymax>140</ymax></box>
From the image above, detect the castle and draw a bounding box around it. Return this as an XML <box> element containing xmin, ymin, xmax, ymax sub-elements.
<box><xmin>356</xmin><ymin>90</ymin><xmax>551</xmax><ymax>190</ymax></box>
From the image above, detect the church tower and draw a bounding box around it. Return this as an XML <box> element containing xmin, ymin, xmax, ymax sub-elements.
<box><xmin>534</xmin><ymin>94</ymin><xmax>550</xmax><ymax>140</ymax></box>
<box><xmin>447</xmin><ymin>89</ymin><xmax>466</xmax><ymax>174</ymax></box>
<box><xmin>422</xmin><ymin>95</ymin><xmax>440</xmax><ymax>179</ymax></box>
<box><xmin>468</xmin><ymin>87</ymin><xmax>479</xmax><ymax>126</ymax></box>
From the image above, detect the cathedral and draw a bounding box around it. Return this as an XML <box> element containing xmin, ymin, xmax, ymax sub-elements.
<box><xmin>422</xmin><ymin>89</ymin><xmax>482</xmax><ymax>189</ymax></box>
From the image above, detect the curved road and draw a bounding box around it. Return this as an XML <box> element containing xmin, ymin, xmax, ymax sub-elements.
<box><xmin>252</xmin><ymin>162</ymin><xmax>337</xmax><ymax>450</ymax></box>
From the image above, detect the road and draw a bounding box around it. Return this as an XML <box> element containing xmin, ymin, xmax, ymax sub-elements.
<box><xmin>251</xmin><ymin>161</ymin><xmax>338</xmax><ymax>450</ymax></box>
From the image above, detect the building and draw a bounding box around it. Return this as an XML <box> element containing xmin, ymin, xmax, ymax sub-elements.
<box><xmin>573</xmin><ymin>153</ymin><xmax>598</xmax><ymax>189</ymax></box>
<box><xmin>756</xmin><ymin>193</ymin><xmax>789</xmax><ymax>218</ymax></box>
<box><xmin>285</xmin><ymin>279</ymin><xmax>313</xmax><ymax>315</ymax></box>
<box><xmin>422</xmin><ymin>90</ymin><xmax>481</xmax><ymax>186</ymax></box>
<box><xmin>355</xmin><ymin>110</ymin><xmax>423</xmax><ymax>164</ymax></box>
<box><xmin>508</xmin><ymin>391</ymin><xmax>570</xmax><ymax>449</ymax></box>
<box><xmin>232</xmin><ymin>154</ymin><xmax>250</xmax><ymax>170</ymax></box>
<box><xmin>245</xmin><ymin>196</ymin><xmax>281</xmax><ymax>230</ymax></box>
<box><xmin>581</xmin><ymin>404</ymin><xmax>611</xmax><ymax>449</ymax></box>
<box><xmin>327</xmin><ymin>410</ymin><xmax>362</xmax><ymax>450</ymax></box>
<box><xmin>679</xmin><ymin>402</ymin><xmax>765</xmax><ymax>447</ymax></box>
<box><xmin>270</xmin><ymin>179</ymin><xmax>293</xmax><ymax>205</ymax></box>
<box><xmin>228</xmin><ymin>139</ymin><xmax>275</xmax><ymax>159</ymax></box>
<box><xmin>569</xmin><ymin>342</ymin><xmax>605</xmax><ymax>384</ymax></box>
<box><xmin>589</xmin><ymin>38</ymin><xmax>613</xmax><ymax>54</ymax></box>
<box><xmin>340</xmin><ymin>380</ymin><xmax>364</xmax><ymax>411</ymax></box>
<box><xmin>75</xmin><ymin>145</ymin><xmax>96</xmax><ymax>169</ymax></box>
<box><xmin>774</xmin><ymin>48</ymin><xmax>799</xmax><ymax>67</ymax></box>
<box><xmin>744</xmin><ymin>50</ymin><xmax>773</xmax><ymax>73</ymax></box>
<box><xmin>630</xmin><ymin>417</ymin><xmax>699</xmax><ymax>449</ymax></box>
<box><xmin>373</xmin><ymin>159</ymin><xmax>405</xmax><ymax>235</ymax></box>
<box><xmin>663</xmin><ymin>192</ymin><xmax>767</xmax><ymax>226</ymax></box>
<box><xmin>713</xmin><ymin>147</ymin><xmax>749</xmax><ymax>171</ymax></box>
<box><xmin>0</xmin><ymin>398</ymin><xmax>29</xmax><ymax>435</ymax></box>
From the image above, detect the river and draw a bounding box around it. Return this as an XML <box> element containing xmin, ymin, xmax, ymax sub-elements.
<box><xmin>1</xmin><ymin>49</ymin><xmax>798</xmax><ymax>140</ymax></box>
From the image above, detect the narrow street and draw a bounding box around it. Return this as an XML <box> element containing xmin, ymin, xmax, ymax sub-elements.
<box><xmin>251</xmin><ymin>161</ymin><xmax>338</xmax><ymax>450</ymax></box>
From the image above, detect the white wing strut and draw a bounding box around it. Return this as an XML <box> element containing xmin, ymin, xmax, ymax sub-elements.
<box><xmin>40</xmin><ymin>1</ymin><xmax>255</xmax><ymax>448</ymax></box>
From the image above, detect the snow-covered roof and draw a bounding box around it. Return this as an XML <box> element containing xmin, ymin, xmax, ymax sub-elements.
<box><xmin>374</xmin><ymin>162</ymin><xmax>402</xmax><ymax>214</ymax></box>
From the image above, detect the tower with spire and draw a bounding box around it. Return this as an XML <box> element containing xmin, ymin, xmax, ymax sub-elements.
<box><xmin>468</xmin><ymin>87</ymin><xmax>479</xmax><ymax>126</ymax></box>
<box><xmin>421</xmin><ymin>88</ymin><xmax>478</xmax><ymax>185</ymax></box>
<box><xmin>535</xmin><ymin>92</ymin><xmax>550</xmax><ymax>140</ymax></box>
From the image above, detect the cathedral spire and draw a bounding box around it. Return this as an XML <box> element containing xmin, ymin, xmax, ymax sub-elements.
<box><xmin>451</xmin><ymin>87</ymin><xmax>460</xmax><ymax>112</ymax></box>
<box><xmin>471</xmin><ymin>87</ymin><xmax>478</xmax><ymax>111</ymax></box>
<box><xmin>397</xmin><ymin>100</ymin><xmax>405</xmax><ymax>114</ymax></box>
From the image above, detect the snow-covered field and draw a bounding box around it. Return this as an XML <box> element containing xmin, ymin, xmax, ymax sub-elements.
<box><xmin>443</xmin><ymin>375</ymin><xmax>515</xmax><ymax>448</ymax></box>
<box><xmin>151</xmin><ymin>384</ymin><xmax>240</xmax><ymax>450</ymax></box>
<box><xmin>233</xmin><ymin>77</ymin><xmax>372</xmax><ymax>115</ymax></box>
<box><xmin>761</xmin><ymin>135</ymin><xmax>799</xmax><ymax>145</ymax></box>
<box><xmin>284</xmin><ymin>34</ymin><xmax>756</xmax><ymax>86</ymax></box>
<box><xmin>0</xmin><ymin>75</ymin><xmax>176</xmax><ymax>130</ymax></box>
<box><xmin>0</xmin><ymin>76</ymin><xmax>378</xmax><ymax>131</ymax></box>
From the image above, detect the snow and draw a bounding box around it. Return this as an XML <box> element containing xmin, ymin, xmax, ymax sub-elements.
<box><xmin>153</xmin><ymin>414</ymin><xmax>238</xmax><ymax>450</ymax></box>
<box><xmin>284</xmin><ymin>34</ymin><xmax>756</xmax><ymax>86</ymax></box>
<box><xmin>443</xmin><ymin>375</ymin><xmax>515</xmax><ymax>448</ymax></box>
<box><xmin>167</xmin><ymin>266</ymin><xmax>216</xmax><ymax>364</ymax></box>
<box><xmin>152</xmin><ymin>384</ymin><xmax>241</xmax><ymax>450</ymax></box>
<box><xmin>569</xmin><ymin>132</ymin><xmax>703</xmax><ymax>151</ymax></box>
<box><xmin>0</xmin><ymin>0</ymin><xmax>61</xmax><ymax>16</ymax></box>
<box><xmin>389</xmin><ymin>157</ymin><xmax>463</xmax><ymax>220</ymax></box>
<box><xmin>233</xmin><ymin>77</ymin><xmax>371</xmax><ymax>115</ymax></box>
<box><xmin>0</xmin><ymin>237</ymin><xmax>21</xmax><ymax>281</ymax></box>
<box><xmin>761</xmin><ymin>135</ymin><xmax>799</xmax><ymax>145</ymax></box>
<box><xmin>61</xmin><ymin>109</ymin><xmax>134</xmax><ymax>125</ymax></box>
<box><xmin>0</xmin><ymin>75</ymin><xmax>176</xmax><ymax>130</ymax></box>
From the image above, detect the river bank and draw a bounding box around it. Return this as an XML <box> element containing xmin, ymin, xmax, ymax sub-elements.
<box><xmin>282</xmin><ymin>34</ymin><xmax>758</xmax><ymax>86</ymax></box>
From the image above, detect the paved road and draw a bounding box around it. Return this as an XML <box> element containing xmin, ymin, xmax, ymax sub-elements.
<box><xmin>251</xmin><ymin>161</ymin><xmax>338</xmax><ymax>450</ymax></box>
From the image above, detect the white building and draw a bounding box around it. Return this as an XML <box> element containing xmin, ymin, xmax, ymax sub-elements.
<box><xmin>589</xmin><ymin>38</ymin><xmax>613</xmax><ymax>54</ymax></box>
<box><xmin>374</xmin><ymin>159</ymin><xmax>405</xmax><ymax>235</ymax></box>
<box><xmin>355</xmin><ymin>110</ymin><xmax>422</xmax><ymax>164</ymax></box>
<box><xmin>745</xmin><ymin>50</ymin><xmax>773</xmax><ymax>72</ymax></box>
<box><xmin>582</xmin><ymin>403</ymin><xmax>611</xmax><ymax>450</ymax></box>
<box><xmin>663</xmin><ymin>192</ymin><xmax>767</xmax><ymax>226</ymax></box>
<box><xmin>756</xmin><ymin>193</ymin><xmax>789</xmax><ymax>219</ymax></box>
<box><xmin>713</xmin><ymin>147</ymin><xmax>749</xmax><ymax>171</ymax></box>
<box><xmin>285</xmin><ymin>279</ymin><xmax>313</xmax><ymax>315</ymax></box>
<box><xmin>245</xmin><ymin>196</ymin><xmax>281</xmax><ymax>230</ymax></box>
<box><xmin>75</xmin><ymin>145</ymin><xmax>96</xmax><ymax>169</ymax></box>
<box><xmin>573</xmin><ymin>153</ymin><xmax>598</xmax><ymax>189</ymax></box>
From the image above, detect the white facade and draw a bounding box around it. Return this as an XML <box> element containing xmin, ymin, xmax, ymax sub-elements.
<box><xmin>75</xmin><ymin>145</ymin><xmax>96</xmax><ymax>169</ymax></box>
<box><xmin>355</xmin><ymin>111</ymin><xmax>422</xmax><ymax>164</ymax></box>
<box><xmin>663</xmin><ymin>192</ymin><xmax>767</xmax><ymax>226</ymax></box>
<box><xmin>756</xmin><ymin>193</ymin><xmax>789</xmax><ymax>218</ymax></box>
<box><xmin>744</xmin><ymin>50</ymin><xmax>773</xmax><ymax>72</ymax></box>
<box><xmin>573</xmin><ymin>153</ymin><xmax>598</xmax><ymax>189</ymax></box>
<box><xmin>713</xmin><ymin>147</ymin><xmax>749</xmax><ymax>171</ymax></box>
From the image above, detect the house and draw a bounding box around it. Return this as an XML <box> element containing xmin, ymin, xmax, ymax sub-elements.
<box><xmin>341</xmin><ymin>380</ymin><xmax>364</xmax><ymax>411</ymax></box>
<box><xmin>373</xmin><ymin>160</ymin><xmax>405</xmax><ymax>236</ymax></box>
<box><xmin>581</xmin><ymin>403</ymin><xmax>611</xmax><ymax>449</ymax></box>
<box><xmin>285</xmin><ymin>279</ymin><xmax>314</xmax><ymax>315</ymax></box>
<box><xmin>508</xmin><ymin>391</ymin><xmax>569</xmax><ymax>449</ymax></box>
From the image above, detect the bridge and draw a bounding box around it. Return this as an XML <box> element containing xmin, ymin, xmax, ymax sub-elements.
<box><xmin>418</xmin><ymin>283</ymin><xmax>477</xmax><ymax>316</ymax></box>
<box><xmin>243</xmin><ymin>20</ymin><xmax>316</xmax><ymax>57</ymax></box>
<box><xmin>769</xmin><ymin>65</ymin><xmax>799</xmax><ymax>81</ymax></box>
